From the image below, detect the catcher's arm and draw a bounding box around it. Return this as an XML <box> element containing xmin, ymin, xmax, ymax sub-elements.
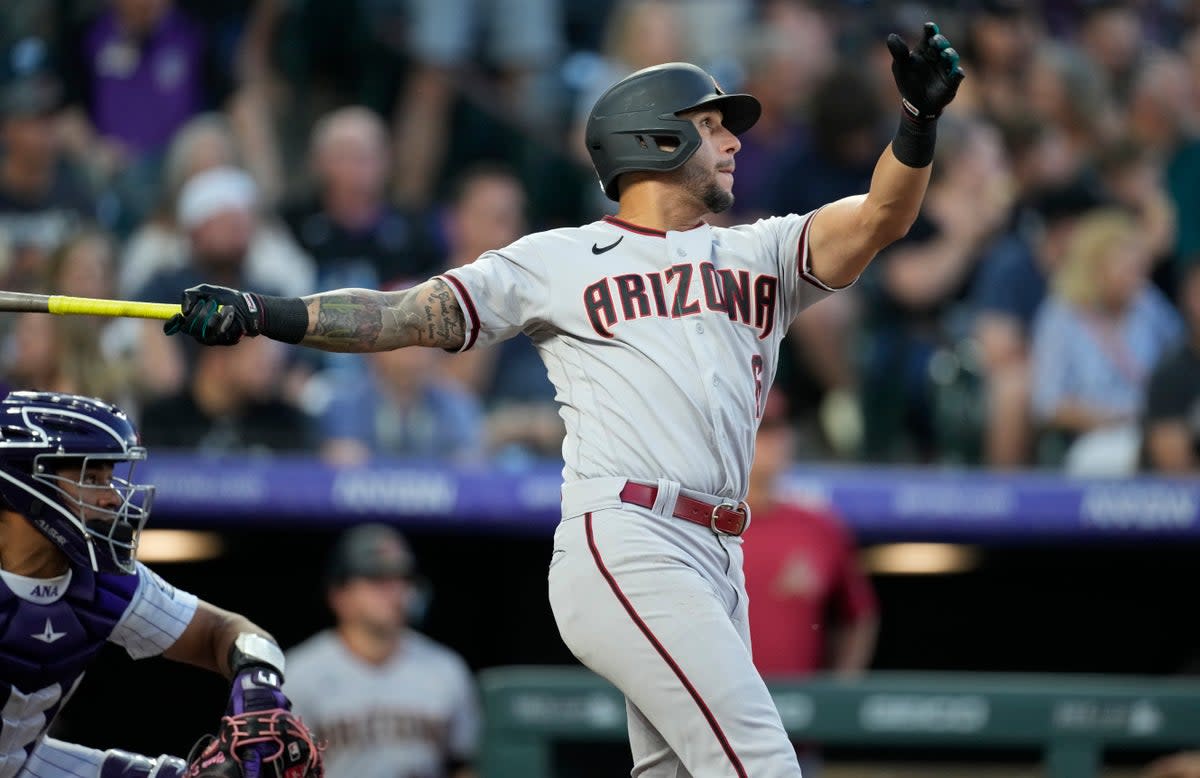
<box><xmin>169</xmin><ymin>601</ymin><xmax>324</xmax><ymax>777</ymax></box>
<box><xmin>163</xmin><ymin>599</ymin><xmax>273</xmax><ymax>678</ymax></box>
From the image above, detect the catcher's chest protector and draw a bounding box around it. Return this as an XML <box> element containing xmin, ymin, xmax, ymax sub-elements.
<box><xmin>0</xmin><ymin>566</ymin><xmax>137</xmax><ymax>774</ymax></box>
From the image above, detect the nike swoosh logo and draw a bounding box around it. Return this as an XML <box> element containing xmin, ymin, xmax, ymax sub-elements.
<box><xmin>591</xmin><ymin>236</ymin><xmax>624</xmax><ymax>255</ymax></box>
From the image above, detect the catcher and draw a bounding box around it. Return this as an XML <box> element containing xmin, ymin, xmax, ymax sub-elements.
<box><xmin>0</xmin><ymin>391</ymin><xmax>322</xmax><ymax>778</ymax></box>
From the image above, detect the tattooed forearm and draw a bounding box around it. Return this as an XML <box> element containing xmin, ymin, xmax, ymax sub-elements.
<box><xmin>300</xmin><ymin>279</ymin><xmax>466</xmax><ymax>352</ymax></box>
<box><xmin>308</xmin><ymin>292</ymin><xmax>384</xmax><ymax>349</ymax></box>
<box><xmin>422</xmin><ymin>281</ymin><xmax>466</xmax><ymax>346</ymax></box>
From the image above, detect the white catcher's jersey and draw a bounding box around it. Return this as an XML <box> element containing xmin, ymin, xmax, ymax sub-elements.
<box><xmin>284</xmin><ymin>631</ymin><xmax>480</xmax><ymax>778</ymax></box>
<box><xmin>439</xmin><ymin>212</ymin><xmax>838</xmax><ymax>499</ymax></box>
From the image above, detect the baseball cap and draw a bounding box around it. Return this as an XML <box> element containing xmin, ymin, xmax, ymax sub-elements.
<box><xmin>325</xmin><ymin>523</ymin><xmax>415</xmax><ymax>588</ymax></box>
<box><xmin>176</xmin><ymin>167</ymin><xmax>257</xmax><ymax>229</ymax></box>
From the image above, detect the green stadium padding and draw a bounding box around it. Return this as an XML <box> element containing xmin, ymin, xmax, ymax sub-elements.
<box><xmin>480</xmin><ymin>667</ymin><xmax>1200</xmax><ymax>778</ymax></box>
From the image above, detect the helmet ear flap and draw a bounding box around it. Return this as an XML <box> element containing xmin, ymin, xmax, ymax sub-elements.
<box><xmin>595</xmin><ymin>121</ymin><xmax>701</xmax><ymax>201</ymax></box>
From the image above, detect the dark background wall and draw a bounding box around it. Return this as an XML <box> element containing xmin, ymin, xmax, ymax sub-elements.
<box><xmin>54</xmin><ymin>526</ymin><xmax>1200</xmax><ymax>761</ymax></box>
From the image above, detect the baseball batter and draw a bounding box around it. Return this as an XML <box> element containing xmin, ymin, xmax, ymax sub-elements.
<box><xmin>167</xmin><ymin>23</ymin><xmax>964</xmax><ymax>777</ymax></box>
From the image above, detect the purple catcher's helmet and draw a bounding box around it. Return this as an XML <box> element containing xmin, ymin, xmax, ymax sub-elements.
<box><xmin>0</xmin><ymin>392</ymin><xmax>153</xmax><ymax>574</ymax></box>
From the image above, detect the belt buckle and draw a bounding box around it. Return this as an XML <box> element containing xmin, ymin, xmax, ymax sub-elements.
<box><xmin>709</xmin><ymin>500</ymin><xmax>752</xmax><ymax>536</ymax></box>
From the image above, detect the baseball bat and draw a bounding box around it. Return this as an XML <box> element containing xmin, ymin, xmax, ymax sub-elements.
<box><xmin>0</xmin><ymin>291</ymin><xmax>181</xmax><ymax>320</ymax></box>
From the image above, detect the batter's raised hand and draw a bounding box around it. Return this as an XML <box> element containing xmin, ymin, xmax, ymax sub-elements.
<box><xmin>887</xmin><ymin>22</ymin><xmax>965</xmax><ymax>121</ymax></box>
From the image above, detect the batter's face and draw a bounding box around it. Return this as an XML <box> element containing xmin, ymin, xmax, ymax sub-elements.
<box><xmin>674</xmin><ymin>108</ymin><xmax>740</xmax><ymax>214</ymax></box>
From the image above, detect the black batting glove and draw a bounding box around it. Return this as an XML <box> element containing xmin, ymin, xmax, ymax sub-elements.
<box><xmin>163</xmin><ymin>284</ymin><xmax>263</xmax><ymax>346</ymax></box>
<box><xmin>887</xmin><ymin>22</ymin><xmax>965</xmax><ymax>122</ymax></box>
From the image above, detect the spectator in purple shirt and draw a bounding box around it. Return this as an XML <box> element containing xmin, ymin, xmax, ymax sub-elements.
<box><xmin>59</xmin><ymin>0</ymin><xmax>232</xmax><ymax>230</ymax></box>
<box><xmin>63</xmin><ymin>0</ymin><xmax>224</xmax><ymax>158</ymax></box>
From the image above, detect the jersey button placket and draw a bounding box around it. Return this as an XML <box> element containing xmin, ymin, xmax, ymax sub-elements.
<box><xmin>667</xmin><ymin>231</ymin><xmax>720</xmax><ymax>453</ymax></box>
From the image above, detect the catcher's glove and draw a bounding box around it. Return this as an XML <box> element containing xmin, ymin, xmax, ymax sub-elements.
<box><xmin>185</xmin><ymin>708</ymin><xmax>323</xmax><ymax>778</ymax></box>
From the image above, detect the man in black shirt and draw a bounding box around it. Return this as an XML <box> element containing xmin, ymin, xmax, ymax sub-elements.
<box><xmin>140</xmin><ymin>334</ymin><xmax>316</xmax><ymax>455</ymax></box>
<box><xmin>1144</xmin><ymin>261</ymin><xmax>1200</xmax><ymax>473</ymax></box>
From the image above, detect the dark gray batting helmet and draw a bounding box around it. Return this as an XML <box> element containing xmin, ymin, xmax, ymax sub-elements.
<box><xmin>585</xmin><ymin>62</ymin><xmax>761</xmax><ymax>201</ymax></box>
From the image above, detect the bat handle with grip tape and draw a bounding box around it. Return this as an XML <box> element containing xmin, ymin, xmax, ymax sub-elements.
<box><xmin>48</xmin><ymin>296</ymin><xmax>181</xmax><ymax>320</ymax></box>
<box><xmin>0</xmin><ymin>291</ymin><xmax>184</xmax><ymax>320</ymax></box>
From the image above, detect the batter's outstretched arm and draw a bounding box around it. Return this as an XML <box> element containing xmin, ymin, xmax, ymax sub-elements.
<box><xmin>806</xmin><ymin>22</ymin><xmax>964</xmax><ymax>288</ymax></box>
<box><xmin>808</xmin><ymin>154</ymin><xmax>931</xmax><ymax>288</ymax></box>
<box><xmin>164</xmin><ymin>278</ymin><xmax>466</xmax><ymax>351</ymax></box>
<box><xmin>301</xmin><ymin>279</ymin><xmax>465</xmax><ymax>352</ymax></box>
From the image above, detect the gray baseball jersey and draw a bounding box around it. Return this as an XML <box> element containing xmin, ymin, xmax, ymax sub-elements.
<box><xmin>438</xmin><ymin>212</ymin><xmax>834</xmax><ymax>499</ymax></box>
<box><xmin>439</xmin><ymin>210</ymin><xmax>842</xmax><ymax>776</ymax></box>
<box><xmin>284</xmin><ymin>630</ymin><xmax>479</xmax><ymax>778</ymax></box>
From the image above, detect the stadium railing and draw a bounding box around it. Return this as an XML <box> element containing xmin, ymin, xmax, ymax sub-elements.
<box><xmin>479</xmin><ymin>666</ymin><xmax>1200</xmax><ymax>778</ymax></box>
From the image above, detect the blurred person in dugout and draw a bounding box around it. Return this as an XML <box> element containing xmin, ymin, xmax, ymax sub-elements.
<box><xmin>1142</xmin><ymin>260</ymin><xmax>1200</xmax><ymax>474</ymax></box>
<box><xmin>743</xmin><ymin>387</ymin><xmax>878</xmax><ymax>772</ymax></box>
<box><xmin>437</xmin><ymin>163</ymin><xmax>561</xmax><ymax>460</ymax></box>
<box><xmin>285</xmin><ymin>523</ymin><xmax>481</xmax><ymax>778</ymax></box>
<box><xmin>1030</xmin><ymin>209</ymin><xmax>1183</xmax><ymax>475</ymax></box>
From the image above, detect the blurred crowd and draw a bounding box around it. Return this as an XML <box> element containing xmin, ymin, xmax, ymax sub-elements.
<box><xmin>0</xmin><ymin>0</ymin><xmax>1198</xmax><ymax>473</ymax></box>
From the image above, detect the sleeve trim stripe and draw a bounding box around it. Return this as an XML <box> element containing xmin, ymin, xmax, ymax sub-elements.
<box><xmin>438</xmin><ymin>273</ymin><xmax>480</xmax><ymax>351</ymax></box>
<box><xmin>797</xmin><ymin>207</ymin><xmax>854</xmax><ymax>292</ymax></box>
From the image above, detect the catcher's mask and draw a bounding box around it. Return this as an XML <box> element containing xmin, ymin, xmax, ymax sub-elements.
<box><xmin>0</xmin><ymin>392</ymin><xmax>153</xmax><ymax>574</ymax></box>
<box><xmin>585</xmin><ymin>62</ymin><xmax>761</xmax><ymax>201</ymax></box>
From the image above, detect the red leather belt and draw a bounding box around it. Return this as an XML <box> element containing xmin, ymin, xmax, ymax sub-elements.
<box><xmin>619</xmin><ymin>482</ymin><xmax>751</xmax><ymax>536</ymax></box>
